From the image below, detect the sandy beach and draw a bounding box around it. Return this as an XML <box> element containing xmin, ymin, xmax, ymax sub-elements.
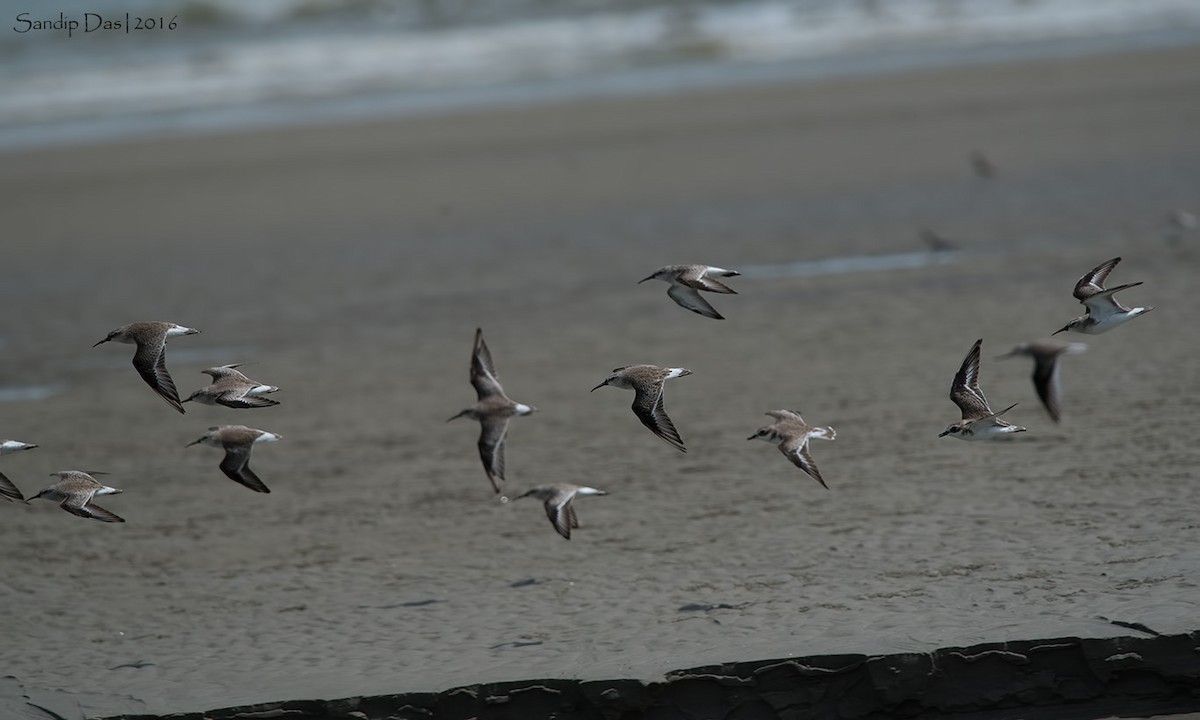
<box><xmin>1</xmin><ymin>43</ymin><xmax>1199</xmax><ymax>719</ymax></box>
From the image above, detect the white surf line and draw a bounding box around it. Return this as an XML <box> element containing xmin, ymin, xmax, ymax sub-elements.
<box><xmin>738</xmin><ymin>250</ymin><xmax>963</xmax><ymax>279</ymax></box>
<box><xmin>0</xmin><ymin>383</ymin><xmax>67</xmax><ymax>402</ymax></box>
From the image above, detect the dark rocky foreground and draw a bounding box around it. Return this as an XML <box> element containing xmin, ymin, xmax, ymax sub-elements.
<box><xmin>98</xmin><ymin>632</ymin><xmax>1200</xmax><ymax>720</ymax></box>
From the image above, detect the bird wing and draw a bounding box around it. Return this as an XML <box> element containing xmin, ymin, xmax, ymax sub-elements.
<box><xmin>0</xmin><ymin>471</ymin><xmax>24</xmax><ymax>502</ymax></box>
<box><xmin>216</xmin><ymin>389</ymin><xmax>281</xmax><ymax>409</ymax></box>
<box><xmin>1031</xmin><ymin>354</ymin><xmax>1063</xmax><ymax>423</ymax></box>
<box><xmin>470</xmin><ymin>329</ymin><xmax>505</xmax><ymax>400</ymax></box>
<box><xmin>1081</xmin><ymin>282</ymin><xmax>1142</xmax><ymax>315</ymax></box>
<box><xmin>203</xmin><ymin>364</ymin><xmax>251</xmax><ymax>381</ymax></box>
<box><xmin>477</xmin><ymin>417</ymin><xmax>509</xmax><ymax>493</ymax></box>
<box><xmin>544</xmin><ymin>492</ymin><xmax>576</xmax><ymax>539</ymax></box>
<box><xmin>765</xmin><ymin>409</ymin><xmax>805</xmax><ymax>423</ymax></box>
<box><xmin>133</xmin><ymin>335</ymin><xmax>185</xmax><ymax>414</ymax></box>
<box><xmin>1072</xmin><ymin>257</ymin><xmax>1121</xmax><ymax>302</ymax></box>
<box><xmin>632</xmin><ymin>384</ymin><xmax>687</xmax><ymax>452</ymax></box>
<box><xmin>219</xmin><ymin>446</ymin><xmax>271</xmax><ymax>493</ymax></box>
<box><xmin>779</xmin><ymin>436</ymin><xmax>828</xmax><ymax>489</ymax></box>
<box><xmin>950</xmin><ymin>339</ymin><xmax>993</xmax><ymax>420</ymax></box>
<box><xmin>66</xmin><ymin>501</ymin><xmax>126</xmax><ymax>523</ymax></box>
<box><xmin>678</xmin><ymin>268</ymin><xmax>738</xmax><ymax>294</ymax></box>
<box><xmin>666</xmin><ymin>284</ymin><xmax>723</xmax><ymax>320</ymax></box>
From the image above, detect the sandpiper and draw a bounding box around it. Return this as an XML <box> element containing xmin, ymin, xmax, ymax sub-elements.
<box><xmin>638</xmin><ymin>264</ymin><xmax>740</xmax><ymax>320</ymax></box>
<box><xmin>997</xmin><ymin>339</ymin><xmax>1088</xmax><ymax>423</ymax></box>
<box><xmin>516</xmin><ymin>483</ymin><xmax>607</xmax><ymax>540</ymax></box>
<box><xmin>939</xmin><ymin>338</ymin><xmax>1026</xmax><ymax>440</ymax></box>
<box><xmin>187</xmin><ymin>425</ymin><xmax>282</xmax><ymax>493</ymax></box>
<box><xmin>27</xmin><ymin>471</ymin><xmax>125</xmax><ymax>523</ymax></box>
<box><xmin>591</xmin><ymin>365</ymin><xmax>691</xmax><ymax>452</ymax></box>
<box><xmin>747</xmin><ymin>410</ymin><xmax>837</xmax><ymax>489</ymax></box>
<box><xmin>183</xmin><ymin>364</ymin><xmax>280</xmax><ymax>409</ymax></box>
<box><xmin>1054</xmin><ymin>257</ymin><xmax>1153</xmax><ymax>335</ymax></box>
<box><xmin>93</xmin><ymin>321</ymin><xmax>201</xmax><ymax>413</ymax></box>
<box><xmin>0</xmin><ymin>439</ymin><xmax>38</xmax><ymax>456</ymax></box>
<box><xmin>447</xmin><ymin>328</ymin><xmax>536</xmax><ymax>494</ymax></box>
<box><xmin>0</xmin><ymin>439</ymin><xmax>37</xmax><ymax>502</ymax></box>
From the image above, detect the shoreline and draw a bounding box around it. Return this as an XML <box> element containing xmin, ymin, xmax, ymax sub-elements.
<box><xmin>2</xmin><ymin>26</ymin><xmax>1198</xmax><ymax>156</ymax></box>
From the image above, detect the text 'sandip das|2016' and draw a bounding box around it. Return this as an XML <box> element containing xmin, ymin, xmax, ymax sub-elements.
<box><xmin>13</xmin><ymin>12</ymin><xmax>178</xmax><ymax>38</ymax></box>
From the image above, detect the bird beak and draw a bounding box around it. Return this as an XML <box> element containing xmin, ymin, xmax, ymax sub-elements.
<box><xmin>637</xmin><ymin>275</ymin><xmax>655</xmax><ymax>284</ymax></box>
<box><xmin>590</xmin><ymin>382</ymin><xmax>606</xmax><ymax>392</ymax></box>
<box><xmin>92</xmin><ymin>338</ymin><xmax>108</xmax><ymax>347</ymax></box>
<box><xmin>185</xmin><ymin>438</ymin><xmax>204</xmax><ymax>447</ymax></box>
<box><xmin>745</xmin><ymin>435</ymin><xmax>757</xmax><ymax>441</ymax></box>
<box><xmin>938</xmin><ymin>429</ymin><xmax>951</xmax><ymax>437</ymax></box>
<box><xmin>446</xmin><ymin>410</ymin><xmax>468</xmax><ymax>422</ymax></box>
<box><xmin>1051</xmin><ymin>326</ymin><xmax>1067</xmax><ymax>336</ymax></box>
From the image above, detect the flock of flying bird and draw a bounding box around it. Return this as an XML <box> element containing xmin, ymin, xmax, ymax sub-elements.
<box><xmin>0</xmin><ymin>256</ymin><xmax>1152</xmax><ymax>538</ymax></box>
<box><xmin>445</xmin><ymin>255</ymin><xmax>1153</xmax><ymax>538</ymax></box>
<box><xmin>0</xmin><ymin>321</ymin><xmax>285</xmax><ymax>522</ymax></box>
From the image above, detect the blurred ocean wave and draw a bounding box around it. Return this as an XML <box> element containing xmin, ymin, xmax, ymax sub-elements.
<box><xmin>2</xmin><ymin>0</ymin><xmax>1199</xmax><ymax>151</ymax></box>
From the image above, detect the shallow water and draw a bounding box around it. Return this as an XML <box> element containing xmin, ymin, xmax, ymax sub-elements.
<box><xmin>2</xmin><ymin>0</ymin><xmax>1200</xmax><ymax>150</ymax></box>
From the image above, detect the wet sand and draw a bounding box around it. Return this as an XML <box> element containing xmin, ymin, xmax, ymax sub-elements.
<box><xmin>1</xmin><ymin>44</ymin><xmax>1199</xmax><ymax>719</ymax></box>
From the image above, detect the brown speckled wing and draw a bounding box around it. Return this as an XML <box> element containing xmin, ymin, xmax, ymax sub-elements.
<box><xmin>133</xmin><ymin>333</ymin><xmax>185</xmax><ymax>413</ymax></box>
<box><xmin>632</xmin><ymin>384</ymin><xmax>686</xmax><ymax>452</ymax></box>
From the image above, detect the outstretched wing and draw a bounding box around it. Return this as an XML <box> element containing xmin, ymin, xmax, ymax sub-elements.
<box><xmin>544</xmin><ymin>492</ymin><xmax>576</xmax><ymax>539</ymax></box>
<box><xmin>133</xmin><ymin>334</ymin><xmax>185</xmax><ymax>413</ymax></box>
<box><xmin>0</xmin><ymin>471</ymin><xmax>24</xmax><ymax>502</ymax></box>
<box><xmin>950</xmin><ymin>339</ymin><xmax>992</xmax><ymax>420</ymax></box>
<box><xmin>470</xmin><ymin>328</ymin><xmax>506</xmax><ymax>400</ymax></box>
<box><xmin>666</xmin><ymin>284</ymin><xmax>723</xmax><ymax>320</ymax></box>
<box><xmin>66</xmin><ymin>501</ymin><xmax>126</xmax><ymax>523</ymax></box>
<box><xmin>1031</xmin><ymin>355</ymin><xmax>1063</xmax><ymax>423</ymax></box>
<box><xmin>779</xmin><ymin>436</ymin><xmax>828</xmax><ymax>489</ymax></box>
<box><xmin>476</xmin><ymin>417</ymin><xmax>509</xmax><ymax>493</ymax></box>
<box><xmin>1072</xmin><ymin>257</ymin><xmax>1121</xmax><ymax>302</ymax></box>
<box><xmin>1081</xmin><ymin>281</ymin><xmax>1142</xmax><ymax>315</ymax></box>
<box><xmin>218</xmin><ymin>446</ymin><xmax>271</xmax><ymax>493</ymax></box>
<box><xmin>631</xmin><ymin>385</ymin><xmax>687</xmax><ymax>452</ymax></box>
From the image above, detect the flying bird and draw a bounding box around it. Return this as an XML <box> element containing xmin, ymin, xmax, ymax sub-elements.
<box><xmin>516</xmin><ymin>483</ymin><xmax>607</xmax><ymax>540</ymax></box>
<box><xmin>638</xmin><ymin>264</ymin><xmax>740</xmax><ymax>320</ymax></box>
<box><xmin>1054</xmin><ymin>257</ymin><xmax>1153</xmax><ymax>335</ymax></box>
<box><xmin>187</xmin><ymin>425</ymin><xmax>282</xmax><ymax>493</ymax></box>
<box><xmin>27</xmin><ymin>471</ymin><xmax>125</xmax><ymax>523</ymax></box>
<box><xmin>997</xmin><ymin>340</ymin><xmax>1087</xmax><ymax>423</ymax></box>
<box><xmin>939</xmin><ymin>338</ymin><xmax>1026</xmax><ymax>440</ymax></box>
<box><xmin>591</xmin><ymin>365</ymin><xmax>691</xmax><ymax>452</ymax></box>
<box><xmin>183</xmin><ymin>364</ymin><xmax>280</xmax><ymax>409</ymax></box>
<box><xmin>0</xmin><ymin>439</ymin><xmax>38</xmax><ymax>502</ymax></box>
<box><xmin>447</xmin><ymin>328</ymin><xmax>536</xmax><ymax>494</ymax></box>
<box><xmin>93</xmin><ymin>321</ymin><xmax>200</xmax><ymax>413</ymax></box>
<box><xmin>747</xmin><ymin>410</ymin><xmax>837</xmax><ymax>489</ymax></box>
